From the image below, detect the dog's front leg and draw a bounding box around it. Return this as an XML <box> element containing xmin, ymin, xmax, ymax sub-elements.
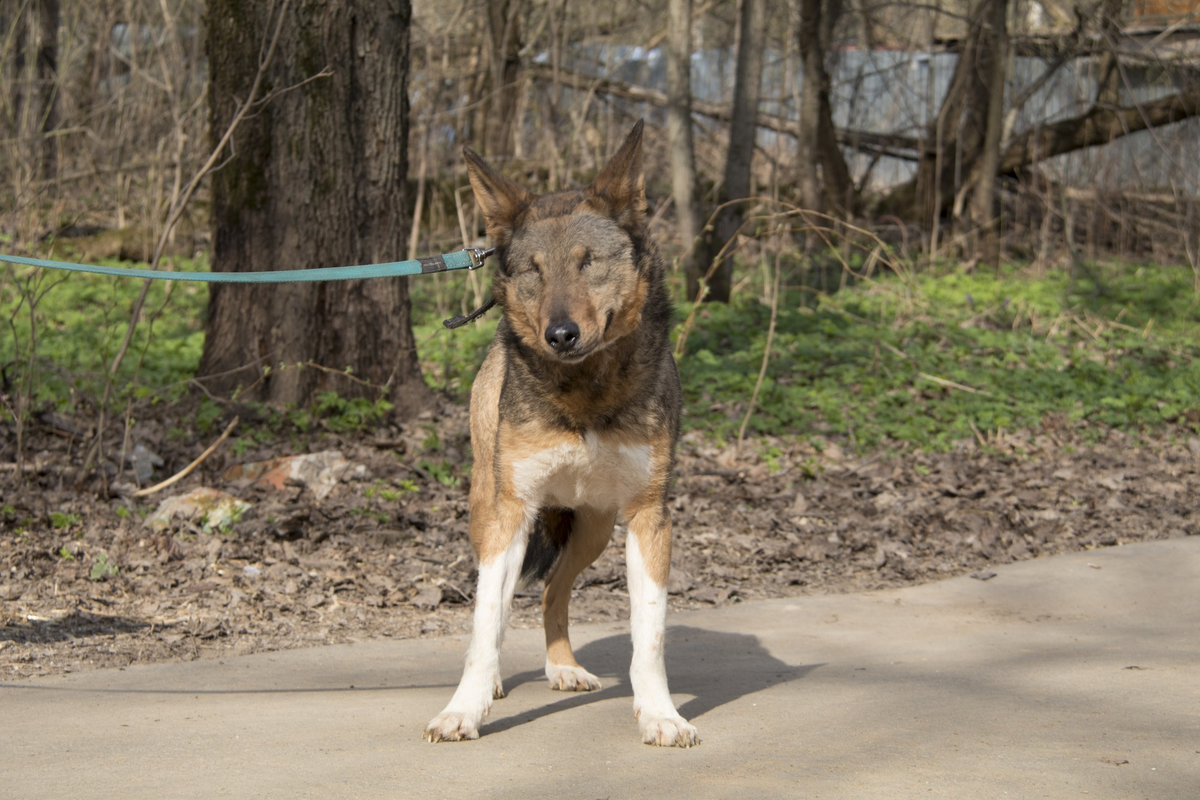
<box><xmin>626</xmin><ymin>507</ymin><xmax>699</xmax><ymax>747</ymax></box>
<box><xmin>424</xmin><ymin>518</ymin><xmax>528</xmax><ymax>743</ymax></box>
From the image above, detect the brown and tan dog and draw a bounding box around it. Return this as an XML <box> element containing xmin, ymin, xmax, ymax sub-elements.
<box><xmin>423</xmin><ymin>121</ymin><xmax>697</xmax><ymax>747</ymax></box>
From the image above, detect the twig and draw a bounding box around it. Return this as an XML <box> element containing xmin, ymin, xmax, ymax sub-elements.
<box><xmin>0</xmin><ymin>461</ymin><xmax>75</xmax><ymax>474</ymax></box>
<box><xmin>968</xmin><ymin>419</ymin><xmax>988</xmax><ymax>448</ymax></box>
<box><xmin>1071</xmin><ymin>313</ymin><xmax>1102</xmax><ymax>342</ymax></box>
<box><xmin>395</xmin><ymin>461</ymin><xmax>433</xmax><ymax>482</ymax></box>
<box><xmin>1046</xmin><ymin>311</ymin><xmax>1066</xmax><ymax>339</ymax></box>
<box><xmin>676</xmin><ymin>468</ymin><xmax>750</xmax><ymax>479</ymax></box>
<box><xmin>298</xmin><ymin>361</ymin><xmax>380</xmax><ymax>390</ymax></box>
<box><xmin>737</xmin><ymin>248</ymin><xmax>782</xmax><ymax>456</ymax></box>
<box><xmin>132</xmin><ymin>416</ymin><xmax>240</xmax><ymax>497</ymax></box>
<box><xmin>918</xmin><ymin>372</ymin><xmax>993</xmax><ymax>396</ymax></box>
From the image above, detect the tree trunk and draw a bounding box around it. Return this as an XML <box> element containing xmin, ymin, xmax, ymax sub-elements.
<box><xmin>797</xmin><ymin>0</ymin><xmax>853</xmax><ymax>216</ymax></box>
<box><xmin>36</xmin><ymin>0</ymin><xmax>58</xmax><ymax>181</ymax></box>
<box><xmin>1092</xmin><ymin>0</ymin><xmax>1125</xmax><ymax>108</ymax></box>
<box><xmin>3</xmin><ymin>0</ymin><xmax>57</xmax><ymax>185</ymax></box>
<box><xmin>796</xmin><ymin>0</ymin><xmax>824</xmax><ymax>214</ymax></box>
<box><xmin>708</xmin><ymin>0</ymin><xmax>766</xmax><ymax>303</ymax></box>
<box><xmin>482</xmin><ymin>0</ymin><xmax>524</xmax><ymax>158</ymax></box>
<box><xmin>911</xmin><ymin>0</ymin><xmax>997</xmax><ymax>229</ymax></box>
<box><xmin>967</xmin><ymin>0</ymin><xmax>1008</xmax><ymax>266</ymax></box>
<box><xmin>199</xmin><ymin>0</ymin><xmax>429</xmax><ymax>416</ymax></box>
<box><xmin>669</xmin><ymin>0</ymin><xmax>708</xmax><ymax>302</ymax></box>
<box><xmin>4</xmin><ymin>0</ymin><xmax>30</xmax><ymax>149</ymax></box>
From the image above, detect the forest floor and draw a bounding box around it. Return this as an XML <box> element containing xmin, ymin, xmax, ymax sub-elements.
<box><xmin>3</xmin><ymin>398</ymin><xmax>1197</xmax><ymax>680</ymax></box>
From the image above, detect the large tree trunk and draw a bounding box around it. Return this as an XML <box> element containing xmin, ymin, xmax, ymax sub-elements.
<box><xmin>200</xmin><ymin>0</ymin><xmax>430</xmax><ymax>416</ymax></box>
<box><xmin>668</xmin><ymin>0</ymin><xmax>709</xmax><ymax>302</ymax></box>
<box><xmin>966</xmin><ymin>0</ymin><xmax>1008</xmax><ymax>265</ymax></box>
<box><xmin>797</xmin><ymin>0</ymin><xmax>853</xmax><ymax>216</ymax></box>
<box><xmin>708</xmin><ymin>0</ymin><xmax>766</xmax><ymax>303</ymax></box>
<box><xmin>910</xmin><ymin>0</ymin><xmax>1001</xmax><ymax>229</ymax></box>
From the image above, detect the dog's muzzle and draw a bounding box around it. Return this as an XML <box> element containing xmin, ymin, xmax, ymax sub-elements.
<box><xmin>545</xmin><ymin>320</ymin><xmax>581</xmax><ymax>353</ymax></box>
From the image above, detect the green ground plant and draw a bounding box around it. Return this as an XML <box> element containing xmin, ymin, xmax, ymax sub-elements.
<box><xmin>89</xmin><ymin>553</ymin><xmax>119</xmax><ymax>581</ymax></box>
<box><xmin>49</xmin><ymin>511</ymin><xmax>82</xmax><ymax>530</ymax></box>
<box><xmin>1</xmin><ymin>255</ymin><xmax>209</xmax><ymax>410</ymax></box>
<box><xmin>676</xmin><ymin>260</ymin><xmax>1200</xmax><ymax>449</ymax></box>
<box><xmin>6</xmin><ymin>253</ymin><xmax>1199</xmax><ymax>454</ymax></box>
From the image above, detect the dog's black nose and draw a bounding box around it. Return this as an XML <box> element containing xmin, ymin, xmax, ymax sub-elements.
<box><xmin>545</xmin><ymin>321</ymin><xmax>581</xmax><ymax>352</ymax></box>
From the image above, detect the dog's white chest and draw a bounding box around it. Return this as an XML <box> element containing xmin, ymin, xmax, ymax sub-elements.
<box><xmin>510</xmin><ymin>432</ymin><xmax>652</xmax><ymax>511</ymax></box>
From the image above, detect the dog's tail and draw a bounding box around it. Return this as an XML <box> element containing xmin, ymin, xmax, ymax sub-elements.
<box><xmin>519</xmin><ymin>507</ymin><xmax>574</xmax><ymax>585</ymax></box>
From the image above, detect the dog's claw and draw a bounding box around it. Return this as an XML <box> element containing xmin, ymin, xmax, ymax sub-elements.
<box><xmin>638</xmin><ymin>713</ymin><xmax>699</xmax><ymax>748</ymax></box>
<box><xmin>546</xmin><ymin>663</ymin><xmax>602</xmax><ymax>692</ymax></box>
<box><xmin>424</xmin><ymin>712</ymin><xmax>481</xmax><ymax>743</ymax></box>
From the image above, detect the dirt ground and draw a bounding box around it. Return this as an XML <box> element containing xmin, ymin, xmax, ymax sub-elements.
<box><xmin>2</xmin><ymin>400</ymin><xmax>1197</xmax><ymax>680</ymax></box>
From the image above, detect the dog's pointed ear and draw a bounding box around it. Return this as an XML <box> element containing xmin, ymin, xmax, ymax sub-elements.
<box><xmin>586</xmin><ymin>120</ymin><xmax>646</xmax><ymax>234</ymax></box>
<box><xmin>463</xmin><ymin>146</ymin><xmax>535</xmax><ymax>245</ymax></box>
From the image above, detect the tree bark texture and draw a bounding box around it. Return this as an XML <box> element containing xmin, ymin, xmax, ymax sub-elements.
<box><xmin>967</xmin><ymin>0</ymin><xmax>1008</xmax><ymax>265</ymax></box>
<box><xmin>797</xmin><ymin>0</ymin><xmax>853</xmax><ymax>216</ymax></box>
<box><xmin>200</xmin><ymin>0</ymin><xmax>429</xmax><ymax>415</ymax></box>
<box><xmin>709</xmin><ymin>0</ymin><xmax>766</xmax><ymax>303</ymax></box>
<box><xmin>668</xmin><ymin>0</ymin><xmax>709</xmax><ymax>302</ymax></box>
<box><xmin>912</xmin><ymin>0</ymin><xmax>1000</xmax><ymax>229</ymax></box>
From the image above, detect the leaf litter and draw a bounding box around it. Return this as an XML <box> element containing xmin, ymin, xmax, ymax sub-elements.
<box><xmin>2</xmin><ymin>401</ymin><xmax>1197</xmax><ymax>679</ymax></box>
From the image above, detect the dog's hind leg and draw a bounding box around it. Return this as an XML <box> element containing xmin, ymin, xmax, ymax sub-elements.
<box><xmin>542</xmin><ymin>505</ymin><xmax>615</xmax><ymax>691</ymax></box>
<box><xmin>625</xmin><ymin>507</ymin><xmax>699</xmax><ymax>747</ymax></box>
<box><xmin>424</xmin><ymin>516</ymin><xmax>529</xmax><ymax>743</ymax></box>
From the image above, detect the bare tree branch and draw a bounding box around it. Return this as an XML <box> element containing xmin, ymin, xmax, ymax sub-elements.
<box><xmin>999</xmin><ymin>84</ymin><xmax>1200</xmax><ymax>174</ymax></box>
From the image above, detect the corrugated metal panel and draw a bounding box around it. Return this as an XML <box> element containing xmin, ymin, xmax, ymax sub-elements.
<box><xmin>558</xmin><ymin>45</ymin><xmax>1199</xmax><ymax>194</ymax></box>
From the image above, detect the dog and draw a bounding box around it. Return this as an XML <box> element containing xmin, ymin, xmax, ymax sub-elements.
<box><xmin>423</xmin><ymin>121</ymin><xmax>697</xmax><ymax>747</ymax></box>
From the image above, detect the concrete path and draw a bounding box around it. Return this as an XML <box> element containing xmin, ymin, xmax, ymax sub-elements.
<box><xmin>3</xmin><ymin>539</ymin><xmax>1198</xmax><ymax>799</ymax></box>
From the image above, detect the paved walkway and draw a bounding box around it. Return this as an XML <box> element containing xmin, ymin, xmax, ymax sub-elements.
<box><xmin>3</xmin><ymin>538</ymin><xmax>1198</xmax><ymax>799</ymax></box>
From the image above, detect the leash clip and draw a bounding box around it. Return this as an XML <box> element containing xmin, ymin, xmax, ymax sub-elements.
<box><xmin>443</xmin><ymin>247</ymin><xmax>497</xmax><ymax>329</ymax></box>
<box><xmin>467</xmin><ymin>247</ymin><xmax>496</xmax><ymax>270</ymax></box>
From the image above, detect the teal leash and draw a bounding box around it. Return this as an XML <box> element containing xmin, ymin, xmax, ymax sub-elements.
<box><xmin>1</xmin><ymin>245</ymin><xmax>498</xmax><ymax>328</ymax></box>
<box><xmin>0</xmin><ymin>247</ymin><xmax>493</xmax><ymax>284</ymax></box>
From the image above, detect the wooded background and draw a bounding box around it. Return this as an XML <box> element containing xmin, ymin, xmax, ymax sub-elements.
<box><xmin>3</xmin><ymin>0</ymin><xmax>1199</xmax><ymax>415</ymax></box>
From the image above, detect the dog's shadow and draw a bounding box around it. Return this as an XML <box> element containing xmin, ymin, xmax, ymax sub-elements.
<box><xmin>486</xmin><ymin>625</ymin><xmax>819</xmax><ymax>735</ymax></box>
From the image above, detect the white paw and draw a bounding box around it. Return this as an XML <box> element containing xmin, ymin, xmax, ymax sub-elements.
<box><xmin>546</xmin><ymin>662</ymin><xmax>602</xmax><ymax>692</ymax></box>
<box><xmin>423</xmin><ymin>710</ymin><xmax>483</xmax><ymax>743</ymax></box>
<box><xmin>637</xmin><ymin>711</ymin><xmax>699</xmax><ymax>748</ymax></box>
<box><xmin>493</xmin><ymin>675</ymin><xmax>506</xmax><ymax>699</ymax></box>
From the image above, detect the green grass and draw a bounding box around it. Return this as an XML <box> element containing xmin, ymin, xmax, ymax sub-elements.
<box><xmin>7</xmin><ymin>250</ymin><xmax>1200</xmax><ymax>453</ymax></box>
<box><xmin>677</xmin><ymin>261</ymin><xmax>1200</xmax><ymax>449</ymax></box>
<box><xmin>410</xmin><ymin>270</ymin><xmax>499</xmax><ymax>395</ymax></box>
<box><xmin>1</xmin><ymin>254</ymin><xmax>209</xmax><ymax>407</ymax></box>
